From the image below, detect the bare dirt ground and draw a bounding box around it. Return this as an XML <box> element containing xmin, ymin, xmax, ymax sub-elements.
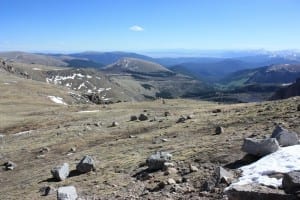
<box><xmin>0</xmin><ymin>73</ymin><xmax>299</xmax><ymax>199</ymax></box>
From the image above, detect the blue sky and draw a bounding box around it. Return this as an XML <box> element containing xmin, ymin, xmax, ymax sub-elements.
<box><xmin>1</xmin><ymin>0</ymin><xmax>300</xmax><ymax>52</ymax></box>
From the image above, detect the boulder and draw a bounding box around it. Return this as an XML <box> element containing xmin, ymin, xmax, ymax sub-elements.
<box><xmin>76</xmin><ymin>155</ymin><xmax>95</xmax><ymax>173</ymax></box>
<box><xmin>271</xmin><ymin>125</ymin><xmax>299</xmax><ymax>147</ymax></box>
<box><xmin>57</xmin><ymin>186</ymin><xmax>78</xmax><ymax>200</ymax></box>
<box><xmin>138</xmin><ymin>113</ymin><xmax>148</xmax><ymax>121</ymax></box>
<box><xmin>282</xmin><ymin>170</ymin><xmax>300</xmax><ymax>194</ymax></box>
<box><xmin>225</xmin><ymin>184</ymin><xmax>298</xmax><ymax>200</ymax></box>
<box><xmin>242</xmin><ymin>138</ymin><xmax>279</xmax><ymax>157</ymax></box>
<box><xmin>215</xmin><ymin>126</ymin><xmax>224</xmax><ymax>134</ymax></box>
<box><xmin>146</xmin><ymin>152</ymin><xmax>172</xmax><ymax>170</ymax></box>
<box><xmin>215</xmin><ymin>166</ymin><xmax>234</xmax><ymax>185</ymax></box>
<box><xmin>51</xmin><ymin>163</ymin><xmax>69</xmax><ymax>181</ymax></box>
<box><xmin>4</xmin><ymin>161</ymin><xmax>17</xmax><ymax>170</ymax></box>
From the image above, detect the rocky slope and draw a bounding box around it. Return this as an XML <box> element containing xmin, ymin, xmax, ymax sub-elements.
<box><xmin>0</xmin><ymin>66</ymin><xmax>299</xmax><ymax>199</ymax></box>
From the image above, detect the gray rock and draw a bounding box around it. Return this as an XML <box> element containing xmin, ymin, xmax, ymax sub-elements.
<box><xmin>271</xmin><ymin>125</ymin><xmax>299</xmax><ymax>147</ymax></box>
<box><xmin>138</xmin><ymin>113</ymin><xmax>148</xmax><ymax>121</ymax></box>
<box><xmin>51</xmin><ymin>163</ymin><xmax>69</xmax><ymax>181</ymax></box>
<box><xmin>76</xmin><ymin>155</ymin><xmax>95</xmax><ymax>173</ymax></box>
<box><xmin>215</xmin><ymin>166</ymin><xmax>234</xmax><ymax>185</ymax></box>
<box><xmin>130</xmin><ymin>115</ymin><xmax>138</xmax><ymax>121</ymax></box>
<box><xmin>225</xmin><ymin>184</ymin><xmax>298</xmax><ymax>200</ymax></box>
<box><xmin>282</xmin><ymin>170</ymin><xmax>300</xmax><ymax>194</ymax></box>
<box><xmin>242</xmin><ymin>138</ymin><xmax>280</xmax><ymax>156</ymax></box>
<box><xmin>215</xmin><ymin>126</ymin><xmax>224</xmax><ymax>134</ymax></box>
<box><xmin>57</xmin><ymin>186</ymin><xmax>78</xmax><ymax>200</ymax></box>
<box><xmin>4</xmin><ymin>161</ymin><xmax>17</xmax><ymax>170</ymax></box>
<box><xmin>146</xmin><ymin>152</ymin><xmax>172</xmax><ymax>170</ymax></box>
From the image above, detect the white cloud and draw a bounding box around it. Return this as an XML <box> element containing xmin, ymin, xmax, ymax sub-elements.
<box><xmin>129</xmin><ymin>25</ymin><xmax>144</xmax><ymax>32</ymax></box>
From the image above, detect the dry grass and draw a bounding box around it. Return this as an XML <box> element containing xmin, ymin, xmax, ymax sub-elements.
<box><xmin>0</xmin><ymin>75</ymin><xmax>299</xmax><ymax>199</ymax></box>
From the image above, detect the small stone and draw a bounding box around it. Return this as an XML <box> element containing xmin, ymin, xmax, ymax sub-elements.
<box><xmin>167</xmin><ymin>178</ymin><xmax>176</xmax><ymax>185</ymax></box>
<box><xmin>189</xmin><ymin>164</ymin><xmax>199</xmax><ymax>172</ymax></box>
<box><xmin>215</xmin><ymin>126</ymin><xmax>224</xmax><ymax>134</ymax></box>
<box><xmin>215</xmin><ymin>166</ymin><xmax>234</xmax><ymax>185</ymax></box>
<box><xmin>164</xmin><ymin>167</ymin><xmax>178</xmax><ymax>175</ymax></box>
<box><xmin>164</xmin><ymin>162</ymin><xmax>175</xmax><ymax>168</ymax></box>
<box><xmin>138</xmin><ymin>113</ymin><xmax>148</xmax><ymax>121</ymax></box>
<box><xmin>51</xmin><ymin>163</ymin><xmax>69</xmax><ymax>181</ymax></box>
<box><xmin>161</xmin><ymin>138</ymin><xmax>169</xmax><ymax>142</ymax></box>
<box><xmin>146</xmin><ymin>152</ymin><xmax>172</xmax><ymax>170</ymax></box>
<box><xmin>70</xmin><ymin>147</ymin><xmax>76</xmax><ymax>152</ymax></box>
<box><xmin>4</xmin><ymin>161</ymin><xmax>16</xmax><ymax>170</ymax></box>
<box><xmin>164</xmin><ymin>111</ymin><xmax>171</xmax><ymax>117</ymax></box>
<box><xmin>129</xmin><ymin>135</ymin><xmax>137</xmax><ymax>138</ymax></box>
<box><xmin>40</xmin><ymin>186</ymin><xmax>56</xmax><ymax>196</ymax></box>
<box><xmin>212</xmin><ymin>109</ymin><xmax>222</xmax><ymax>113</ymax></box>
<box><xmin>40</xmin><ymin>147</ymin><xmax>50</xmax><ymax>153</ymax></box>
<box><xmin>176</xmin><ymin>116</ymin><xmax>186</xmax><ymax>123</ymax></box>
<box><xmin>57</xmin><ymin>186</ymin><xmax>78</xmax><ymax>200</ymax></box>
<box><xmin>76</xmin><ymin>155</ymin><xmax>95</xmax><ymax>173</ymax></box>
<box><xmin>186</xmin><ymin>114</ymin><xmax>194</xmax><ymax>119</ymax></box>
<box><xmin>130</xmin><ymin>115</ymin><xmax>138</xmax><ymax>121</ymax></box>
<box><xmin>111</xmin><ymin>121</ymin><xmax>119</xmax><ymax>127</ymax></box>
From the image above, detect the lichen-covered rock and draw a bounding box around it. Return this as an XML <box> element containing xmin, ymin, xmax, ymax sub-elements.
<box><xmin>146</xmin><ymin>152</ymin><xmax>172</xmax><ymax>170</ymax></box>
<box><xmin>271</xmin><ymin>125</ymin><xmax>299</xmax><ymax>147</ymax></box>
<box><xmin>76</xmin><ymin>155</ymin><xmax>95</xmax><ymax>173</ymax></box>
<box><xmin>51</xmin><ymin>163</ymin><xmax>69</xmax><ymax>181</ymax></box>
<box><xmin>242</xmin><ymin>138</ymin><xmax>279</xmax><ymax>156</ymax></box>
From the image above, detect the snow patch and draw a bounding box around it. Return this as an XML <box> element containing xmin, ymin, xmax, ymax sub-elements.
<box><xmin>228</xmin><ymin>145</ymin><xmax>300</xmax><ymax>189</ymax></box>
<box><xmin>78</xmin><ymin>83</ymin><xmax>87</xmax><ymax>90</ymax></box>
<box><xmin>96</xmin><ymin>76</ymin><xmax>101</xmax><ymax>80</ymax></box>
<box><xmin>281</xmin><ymin>82</ymin><xmax>293</xmax><ymax>86</ymax></box>
<box><xmin>86</xmin><ymin>75</ymin><xmax>92</xmax><ymax>79</ymax></box>
<box><xmin>77</xmin><ymin>110</ymin><xmax>99</xmax><ymax>113</ymax></box>
<box><xmin>32</xmin><ymin>67</ymin><xmax>42</xmax><ymax>71</ymax></box>
<box><xmin>13</xmin><ymin>130</ymin><xmax>32</xmax><ymax>136</ymax></box>
<box><xmin>48</xmin><ymin>96</ymin><xmax>67</xmax><ymax>105</ymax></box>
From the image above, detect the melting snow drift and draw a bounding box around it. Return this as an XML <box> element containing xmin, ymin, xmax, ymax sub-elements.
<box><xmin>228</xmin><ymin>145</ymin><xmax>300</xmax><ymax>189</ymax></box>
<box><xmin>48</xmin><ymin>96</ymin><xmax>67</xmax><ymax>105</ymax></box>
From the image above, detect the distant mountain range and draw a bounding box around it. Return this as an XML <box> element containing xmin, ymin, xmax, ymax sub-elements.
<box><xmin>1</xmin><ymin>50</ymin><xmax>300</xmax><ymax>102</ymax></box>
